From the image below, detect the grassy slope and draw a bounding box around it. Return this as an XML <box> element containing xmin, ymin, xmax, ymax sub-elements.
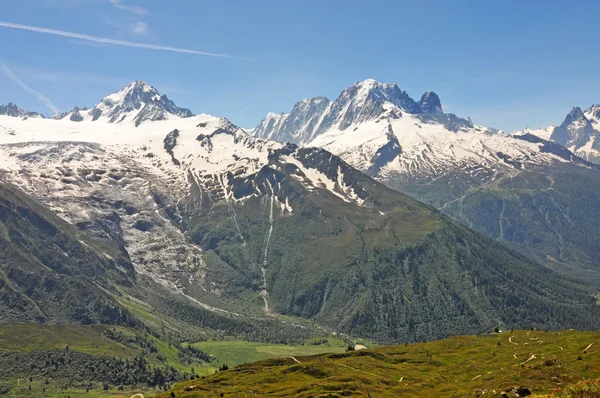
<box><xmin>0</xmin><ymin>323</ymin><xmax>194</xmax><ymax>371</ymax></box>
<box><xmin>535</xmin><ymin>377</ymin><xmax>600</xmax><ymax>397</ymax></box>
<box><xmin>0</xmin><ymin>324</ymin><xmax>141</xmax><ymax>397</ymax></box>
<box><xmin>0</xmin><ymin>324</ymin><xmax>137</xmax><ymax>357</ymax></box>
<box><xmin>189</xmin><ymin>337</ymin><xmax>346</xmax><ymax>374</ymax></box>
<box><xmin>0</xmin><ymin>324</ymin><xmax>187</xmax><ymax>397</ymax></box>
<box><xmin>0</xmin><ymin>324</ymin><xmax>346</xmax><ymax>396</ymax></box>
<box><xmin>161</xmin><ymin>330</ymin><xmax>600</xmax><ymax>398</ymax></box>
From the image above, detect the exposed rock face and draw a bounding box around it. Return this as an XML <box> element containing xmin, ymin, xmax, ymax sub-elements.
<box><xmin>0</xmin><ymin>103</ymin><xmax>43</xmax><ymax>118</ymax></box>
<box><xmin>69</xmin><ymin>107</ymin><xmax>84</xmax><ymax>122</ymax></box>
<box><xmin>254</xmin><ymin>97</ymin><xmax>331</xmax><ymax>144</ymax></box>
<box><xmin>418</xmin><ymin>91</ymin><xmax>443</xmax><ymax>113</ymax></box>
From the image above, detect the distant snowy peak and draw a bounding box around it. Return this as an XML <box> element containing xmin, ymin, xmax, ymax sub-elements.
<box><xmin>514</xmin><ymin>126</ymin><xmax>556</xmax><ymax>140</ymax></box>
<box><xmin>254</xmin><ymin>79</ymin><xmax>467</xmax><ymax>145</ymax></box>
<box><xmin>92</xmin><ymin>80</ymin><xmax>194</xmax><ymax>126</ymax></box>
<box><xmin>585</xmin><ymin>104</ymin><xmax>600</xmax><ymax>128</ymax></box>
<box><xmin>254</xmin><ymin>97</ymin><xmax>332</xmax><ymax>144</ymax></box>
<box><xmin>553</xmin><ymin>107</ymin><xmax>589</xmax><ymax>143</ymax></box>
<box><xmin>253</xmin><ymin>112</ymin><xmax>288</xmax><ymax>140</ymax></box>
<box><xmin>50</xmin><ymin>80</ymin><xmax>194</xmax><ymax>126</ymax></box>
<box><xmin>53</xmin><ymin>106</ymin><xmax>88</xmax><ymax>122</ymax></box>
<box><xmin>251</xmin><ymin>79</ymin><xmax>589</xmax><ymax>188</ymax></box>
<box><xmin>0</xmin><ymin>103</ymin><xmax>44</xmax><ymax>119</ymax></box>
<box><xmin>324</xmin><ymin>79</ymin><xmax>420</xmax><ymax>131</ymax></box>
<box><xmin>514</xmin><ymin>104</ymin><xmax>600</xmax><ymax>164</ymax></box>
<box><xmin>547</xmin><ymin>106</ymin><xmax>600</xmax><ymax>162</ymax></box>
<box><xmin>341</xmin><ymin>79</ymin><xmax>420</xmax><ymax>114</ymax></box>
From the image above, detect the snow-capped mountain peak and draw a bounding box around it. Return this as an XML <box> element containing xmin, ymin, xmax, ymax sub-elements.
<box><xmin>349</xmin><ymin>79</ymin><xmax>400</xmax><ymax>103</ymax></box>
<box><xmin>100</xmin><ymin>80</ymin><xmax>159</xmax><ymax>109</ymax></box>
<box><xmin>339</xmin><ymin>79</ymin><xmax>420</xmax><ymax>115</ymax></box>
<box><xmin>565</xmin><ymin>106</ymin><xmax>586</xmax><ymax>123</ymax></box>
<box><xmin>89</xmin><ymin>80</ymin><xmax>194</xmax><ymax>126</ymax></box>
<box><xmin>0</xmin><ymin>103</ymin><xmax>44</xmax><ymax>119</ymax></box>
<box><xmin>254</xmin><ymin>79</ymin><xmax>430</xmax><ymax>145</ymax></box>
<box><xmin>550</xmin><ymin>106</ymin><xmax>596</xmax><ymax>150</ymax></box>
<box><xmin>48</xmin><ymin>80</ymin><xmax>194</xmax><ymax>126</ymax></box>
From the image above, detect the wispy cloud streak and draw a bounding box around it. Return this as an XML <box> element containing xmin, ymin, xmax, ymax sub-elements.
<box><xmin>0</xmin><ymin>21</ymin><xmax>253</xmax><ymax>60</ymax></box>
<box><xmin>108</xmin><ymin>0</ymin><xmax>147</xmax><ymax>16</ymax></box>
<box><xmin>1</xmin><ymin>64</ymin><xmax>60</xmax><ymax>114</ymax></box>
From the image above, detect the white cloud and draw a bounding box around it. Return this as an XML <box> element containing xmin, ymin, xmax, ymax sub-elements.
<box><xmin>130</xmin><ymin>21</ymin><xmax>149</xmax><ymax>35</ymax></box>
<box><xmin>0</xmin><ymin>21</ymin><xmax>253</xmax><ymax>60</ymax></box>
<box><xmin>1</xmin><ymin>64</ymin><xmax>60</xmax><ymax>114</ymax></box>
<box><xmin>108</xmin><ymin>0</ymin><xmax>147</xmax><ymax>16</ymax></box>
<box><xmin>101</xmin><ymin>15</ymin><xmax>150</xmax><ymax>36</ymax></box>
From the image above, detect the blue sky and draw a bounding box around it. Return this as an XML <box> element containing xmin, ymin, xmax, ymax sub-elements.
<box><xmin>1</xmin><ymin>0</ymin><xmax>599</xmax><ymax>131</ymax></box>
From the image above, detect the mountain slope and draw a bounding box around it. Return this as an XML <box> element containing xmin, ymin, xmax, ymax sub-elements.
<box><xmin>0</xmin><ymin>182</ymin><xmax>136</xmax><ymax>324</ymax></box>
<box><xmin>1</xmin><ymin>82</ymin><xmax>600</xmax><ymax>342</ymax></box>
<box><xmin>256</xmin><ymin>79</ymin><xmax>600</xmax><ymax>271</ymax></box>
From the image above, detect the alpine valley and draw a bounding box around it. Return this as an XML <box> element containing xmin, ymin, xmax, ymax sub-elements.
<box><xmin>2</xmin><ymin>80</ymin><xmax>600</xmax><ymax>395</ymax></box>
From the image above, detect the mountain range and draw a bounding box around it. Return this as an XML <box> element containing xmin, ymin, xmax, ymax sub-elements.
<box><xmin>255</xmin><ymin>79</ymin><xmax>600</xmax><ymax>272</ymax></box>
<box><xmin>1</xmin><ymin>80</ymin><xmax>600</xmax><ymax>343</ymax></box>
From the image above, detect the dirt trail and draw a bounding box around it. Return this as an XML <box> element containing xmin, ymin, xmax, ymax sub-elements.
<box><xmin>509</xmin><ymin>336</ymin><xmax>518</xmax><ymax>345</ymax></box>
<box><xmin>280</xmin><ymin>356</ymin><xmax>301</xmax><ymax>364</ymax></box>
<box><xmin>440</xmin><ymin>194</ymin><xmax>468</xmax><ymax>210</ymax></box>
<box><xmin>513</xmin><ymin>354</ymin><xmax>536</xmax><ymax>367</ymax></box>
<box><xmin>584</xmin><ymin>343</ymin><xmax>594</xmax><ymax>352</ymax></box>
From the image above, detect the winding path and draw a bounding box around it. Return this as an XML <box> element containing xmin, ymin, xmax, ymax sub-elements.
<box><xmin>513</xmin><ymin>354</ymin><xmax>536</xmax><ymax>367</ymax></box>
<box><xmin>279</xmin><ymin>356</ymin><xmax>301</xmax><ymax>364</ymax></box>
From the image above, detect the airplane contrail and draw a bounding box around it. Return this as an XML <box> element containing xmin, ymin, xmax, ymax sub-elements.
<box><xmin>1</xmin><ymin>64</ymin><xmax>60</xmax><ymax>115</ymax></box>
<box><xmin>0</xmin><ymin>21</ymin><xmax>253</xmax><ymax>61</ymax></box>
